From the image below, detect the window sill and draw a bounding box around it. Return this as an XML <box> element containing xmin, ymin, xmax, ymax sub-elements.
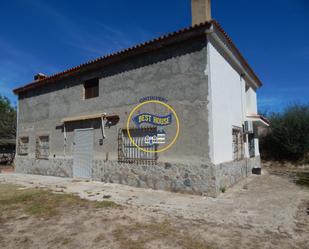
<box><xmin>36</xmin><ymin>157</ymin><xmax>49</xmax><ymax>160</ymax></box>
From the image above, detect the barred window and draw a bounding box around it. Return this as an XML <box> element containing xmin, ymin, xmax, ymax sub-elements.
<box><xmin>36</xmin><ymin>135</ymin><xmax>49</xmax><ymax>159</ymax></box>
<box><xmin>232</xmin><ymin>127</ymin><xmax>244</xmax><ymax>161</ymax></box>
<box><xmin>248</xmin><ymin>133</ymin><xmax>255</xmax><ymax>158</ymax></box>
<box><xmin>18</xmin><ymin>137</ymin><xmax>29</xmax><ymax>155</ymax></box>
<box><xmin>118</xmin><ymin>127</ymin><xmax>158</xmax><ymax>165</ymax></box>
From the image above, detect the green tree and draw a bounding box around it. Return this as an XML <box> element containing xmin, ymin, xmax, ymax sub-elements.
<box><xmin>0</xmin><ymin>95</ymin><xmax>16</xmax><ymax>139</ymax></box>
<box><xmin>260</xmin><ymin>104</ymin><xmax>309</xmax><ymax>161</ymax></box>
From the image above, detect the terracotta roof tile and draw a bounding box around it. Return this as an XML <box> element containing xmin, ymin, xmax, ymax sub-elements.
<box><xmin>13</xmin><ymin>20</ymin><xmax>262</xmax><ymax>94</ymax></box>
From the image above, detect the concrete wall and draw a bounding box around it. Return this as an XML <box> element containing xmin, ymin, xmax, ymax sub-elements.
<box><xmin>16</xmin><ymin>36</ymin><xmax>210</xmax><ymax>169</ymax></box>
<box><xmin>207</xmin><ymin>42</ymin><xmax>246</xmax><ymax>164</ymax></box>
<box><xmin>246</xmin><ymin>87</ymin><xmax>258</xmax><ymax>114</ymax></box>
<box><xmin>245</xmin><ymin>87</ymin><xmax>260</xmax><ymax>157</ymax></box>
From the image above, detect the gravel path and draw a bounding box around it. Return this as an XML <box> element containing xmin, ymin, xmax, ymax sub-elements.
<box><xmin>1</xmin><ymin>170</ymin><xmax>308</xmax><ymax>237</ymax></box>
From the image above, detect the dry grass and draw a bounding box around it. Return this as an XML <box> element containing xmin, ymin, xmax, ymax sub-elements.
<box><xmin>0</xmin><ymin>184</ymin><xmax>213</xmax><ymax>248</ymax></box>
<box><xmin>295</xmin><ymin>172</ymin><xmax>309</xmax><ymax>188</ymax></box>
<box><xmin>48</xmin><ymin>236</ymin><xmax>73</xmax><ymax>247</ymax></box>
<box><xmin>0</xmin><ymin>184</ymin><xmax>121</xmax><ymax>219</ymax></box>
<box><xmin>94</xmin><ymin>233</ymin><xmax>106</xmax><ymax>243</ymax></box>
<box><xmin>95</xmin><ymin>200</ymin><xmax>122</xmax><ymax>208</ymax></box>
<box><xmin>112</xmin><ymin>220</ymin><xmax>214</xmax><ymax>249</ymax></box>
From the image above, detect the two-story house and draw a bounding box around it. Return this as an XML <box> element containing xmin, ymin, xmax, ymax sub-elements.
<box><xmin>13</xmin><ymin>0</ymin><xmax>269</xmax><ymax>196</ymax></box>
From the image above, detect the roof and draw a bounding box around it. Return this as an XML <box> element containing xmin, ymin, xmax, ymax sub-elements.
<box><xmin>61</xmin><ymin>113</ymin><xmax>106</xmax><ymax>123</ymax></box>
<box><xmin>13</xmin><ymin>20</ymin><xmax>262</xmax><ymax>94</ymax></box>
<box><xmin>246</xmin><ymin>114</ymin><xmax>270</xmax><ymax>126</ymax></box>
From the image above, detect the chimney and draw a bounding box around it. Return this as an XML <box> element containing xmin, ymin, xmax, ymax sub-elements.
<box><xmin>191</xmin><ymin>0</ymin><xmax>212</xmax><ymax>26</ymax></box>
<box><xmin>34</xmin><ymin>73</ymin><xmax>47</xmax><ymax>81</ymax></box>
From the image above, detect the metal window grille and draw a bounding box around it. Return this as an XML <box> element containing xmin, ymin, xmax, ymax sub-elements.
<box><xmin>36</xmin><ymin>136</ymin><xmax>49</xmax><ymax>159</ymax></box>
<box><xmin>18</xmin><ymin>137</ymin><xmax>29</xmax><ymax>155</ymax></box>
<box><xmin>248</xmin><ymin>133</ymin><xmax>255</xmax><ymax>158</ymax></box>
<box><xmin>232</xmin><ymin>128</ymin><xmax>244</xmax><ymax>161</ymax></box>
<box><xmin>118</xmin><ymin>127</ymin><xmax>158</xmax><ymax>165</ymax></box>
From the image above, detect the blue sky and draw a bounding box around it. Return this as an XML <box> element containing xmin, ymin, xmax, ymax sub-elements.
<box><xmin>0</xmin><ymin>0</ymin><xmax>308</xmax><ymax>112</ymax></box>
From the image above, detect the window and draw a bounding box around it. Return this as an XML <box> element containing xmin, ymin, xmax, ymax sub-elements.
<box><xmin>18</xmin><ymin>137</ymin><xmax>29</xmax><ymax>155</ymax></box>
<box><xmin>36</xmin><ymin>135</ymin><xmax>49</xmax><ymax>159</ymax></box>
<box><xmin>248</xmin><ymin>133</ymin><xmax>255</xmax><ymax>158</ymax></box>
<box><xmin>118</xmin><ymin>127</ymin><xmax>158</xmax><ymax>165</ymax></box>
<box><xmin>232</xmin><ymin>127</ymin><xmax>244</xmax><ymax>161</ymax></box>
<box><xmin>84</xmin><ymin>78</ymin><xmax>99</xmax><ymax>99</ymax></box>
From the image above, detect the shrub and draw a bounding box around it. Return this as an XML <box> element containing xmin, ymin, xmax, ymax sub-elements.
<box><xmin>260</xmin><ymin>104</ymin><xmax>309</xmax><ymax>161</ymax></box>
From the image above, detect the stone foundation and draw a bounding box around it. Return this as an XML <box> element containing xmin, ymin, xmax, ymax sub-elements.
<box><xmin>14</xmin><ymin>157</ymin><xmax>73</xmax><ymax>178</ymax></box>
<box><xmin>14</xmin><ymin>156</ymin><xmax>260</xmax><ymax>196</ymax></box>
<box><xmin>92</xmin><ymin>160</ymin><xmax>216</xmax><ymax>196</ymax></box>
<box><xmin>214</xmin><ymin>156</ymin><xmax>261</xmax><ymax>193</ymax></box>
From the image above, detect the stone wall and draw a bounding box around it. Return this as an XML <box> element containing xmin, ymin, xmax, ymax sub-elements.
<box><xmin>214</xmin><ymin>156</ymin><xmax>261</xmax><ymax>193</ymax></box>
<box><xmin>15</xmin><ymin>157</ymin><xmax>217</xmax><ymax>195</ymax></box>
<box><xmin>14</xmin><ymin>156</ymin><xmax>260</xmax><ymax>197</ymax></box>
<box><xmin>15</xmin><ymin>157</ymin><xmax>73</xmax><ymax>177</ymax></box>
<box><xmin>92</xmin><ymin>160</ymin><xmax>216</xmax><ymax>196</ymax></box>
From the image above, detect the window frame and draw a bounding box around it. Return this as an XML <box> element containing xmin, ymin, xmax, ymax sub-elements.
<box><xmin>18</xmin><ymin>136</ymin><xmax>29</xmax><ymax>156</ymax></box>
<box><xmin>84</xmin><ymin>78</ymin><xmax>99</xmax><ymax>99</ymax></box>
<box><xmin>36</xmin><ymin>135</ymin><xmax>50</xmax><ymax>160</ymax></box>
<box><xmin>118</xmin><ymin>127</ymin><xmax>158</xmax><ymax>165</ymax></box>
<box><xmin>232</xmin><ymin>127</ymin><xmax>244</xmax><ymax>161</ymax></box>
<box><xmin>248</xmin><ymin>133</ymin><xmax>255</xmax><ymax>158</ymax></box>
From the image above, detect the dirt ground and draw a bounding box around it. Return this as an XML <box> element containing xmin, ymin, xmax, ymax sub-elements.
<box><xmin>0</xmin><ymin>165</ymin><xmax>14</xmax><ymax>174</ymax></box>
<box><xmin>0</xmin><ymin>168</ymin><xmax>308</xmax><ymax>249</ymax></box>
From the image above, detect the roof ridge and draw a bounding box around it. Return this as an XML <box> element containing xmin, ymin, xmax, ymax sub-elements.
<box><xmin>13</xmin><ymin>19</ymin><xmax>262</xmax><ymax>94</ymax></box>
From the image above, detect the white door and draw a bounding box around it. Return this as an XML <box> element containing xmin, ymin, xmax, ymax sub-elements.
<box><xmin>73</xmin><ymin>128</ymin><xmax>94</xmax><ymax>178</ymax></box>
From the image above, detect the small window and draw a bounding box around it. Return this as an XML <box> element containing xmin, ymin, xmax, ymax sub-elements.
<box><xmin>36</xmin><ymin>135</ymin><xmax>49</xmax><ymax>159</ymax></box>
<box><xmin>84</xmin><ymin>78</ymin><xmax>99</xmax><ymax>99</ymax></box>
<box><xmin>232</xmin><ymin>128</ymin><xmax>244</xmax><ymax>161</ymax></box>
<box><xmin>18</xmin><ymin>137</ymin><xmax>29</xmax><ymax>155</ymax></box>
